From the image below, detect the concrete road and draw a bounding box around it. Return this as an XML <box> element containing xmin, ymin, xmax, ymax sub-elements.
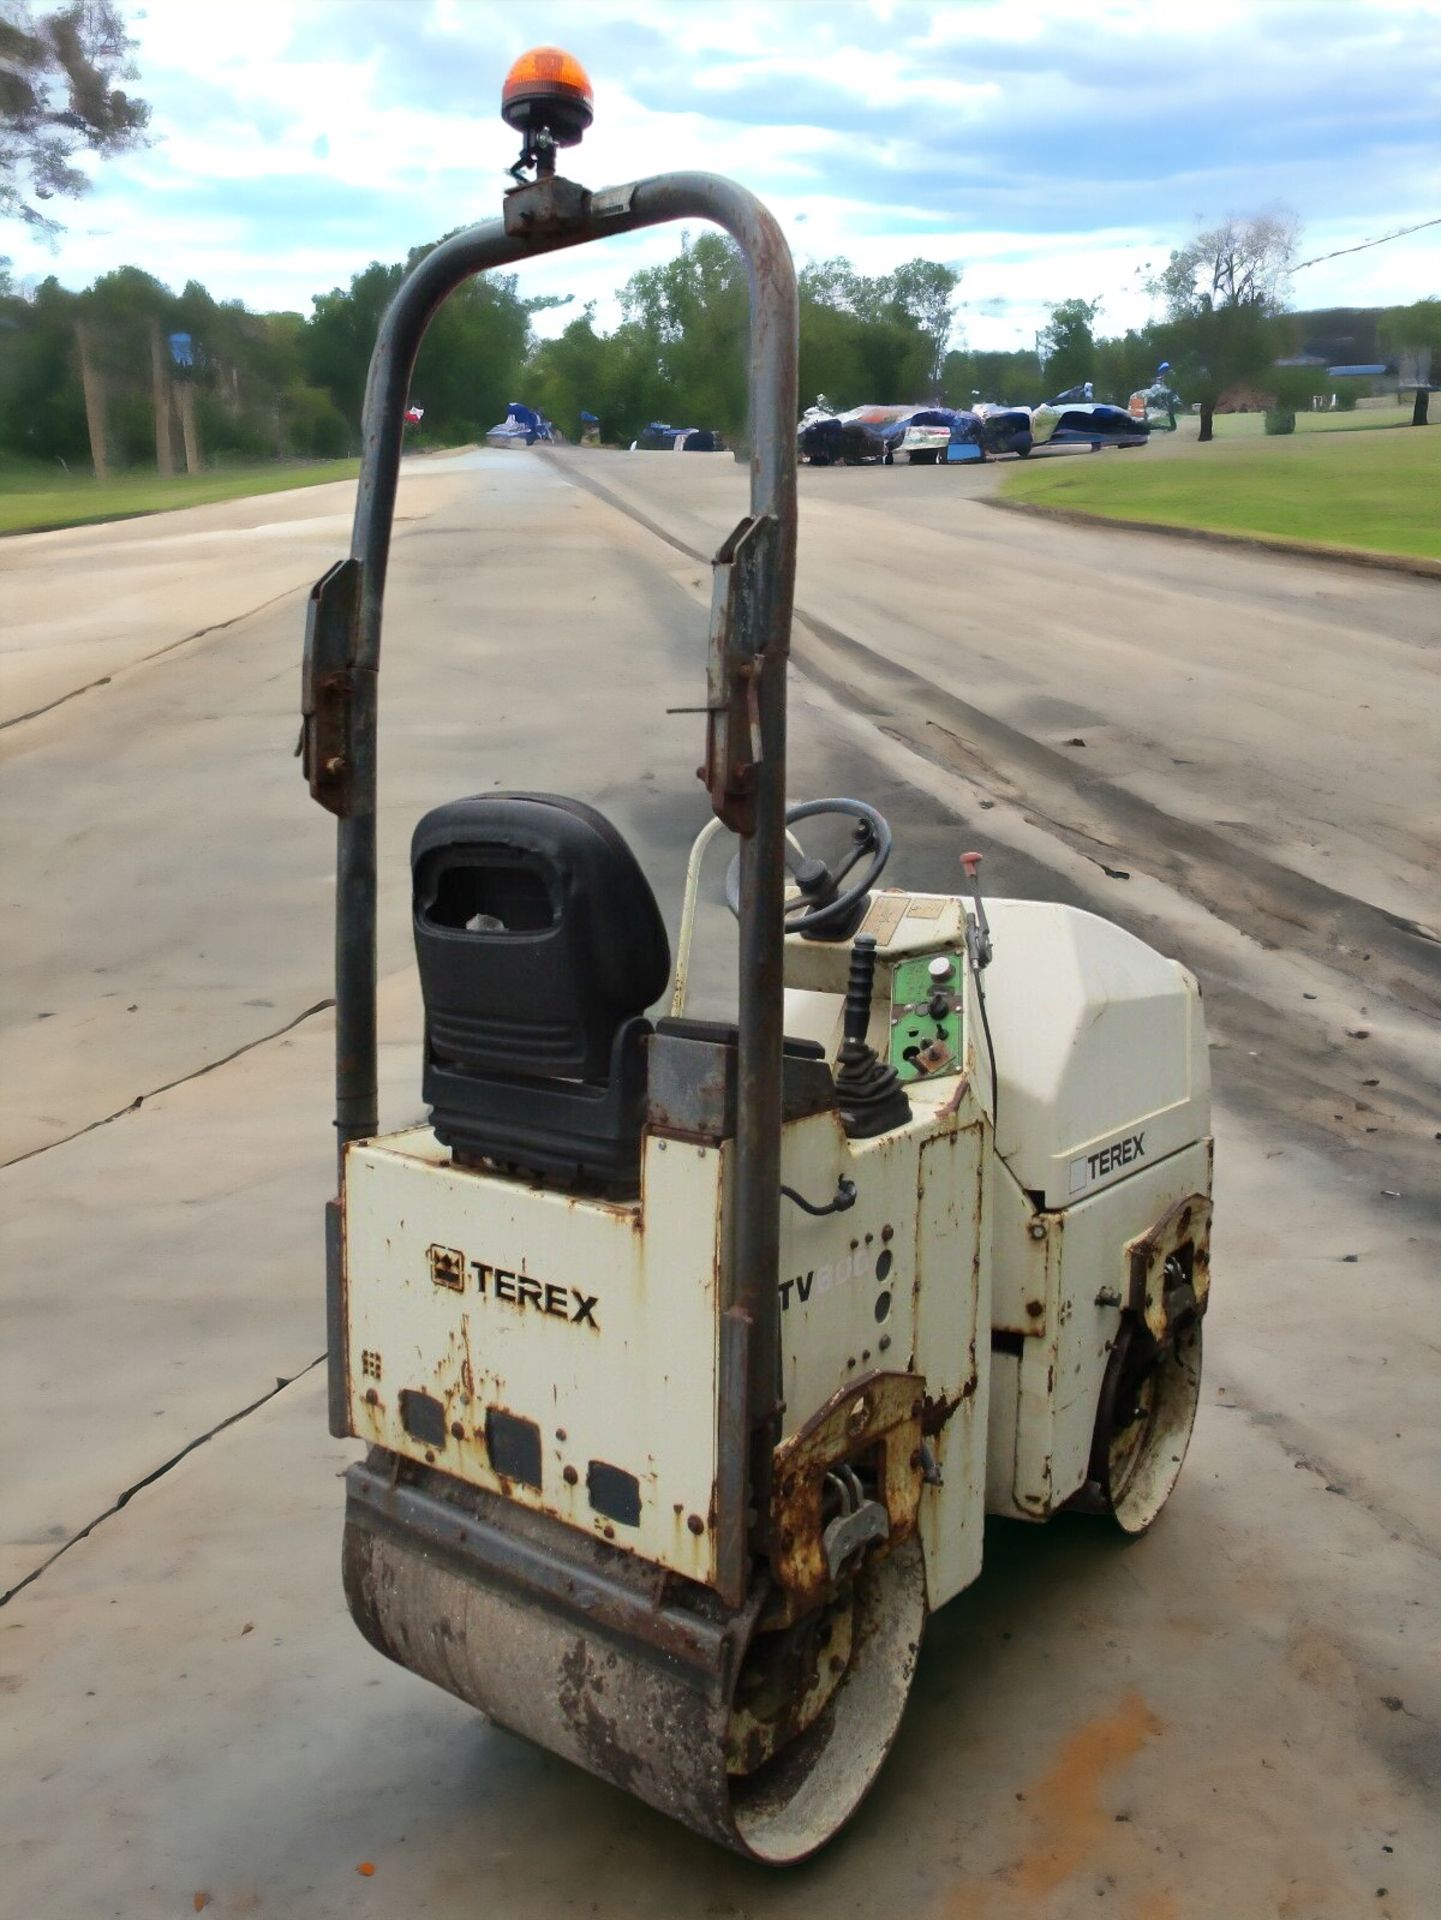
<box><xmin>2</xmin><ymin>448</ymin><xmax>1437</xmax><ymax>1920</ymax></box>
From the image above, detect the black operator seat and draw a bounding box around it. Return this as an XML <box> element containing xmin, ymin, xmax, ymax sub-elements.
<box><xmin>412</xmin><ymin>793</ymin><xmax>671</xmax><ymax>1193</ymax></box>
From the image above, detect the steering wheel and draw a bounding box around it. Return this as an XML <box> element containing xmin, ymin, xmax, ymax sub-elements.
<box><xmin>725</xmin><ymin>798</ymin><xmax>892</xmax><ymax>937</ymax></box>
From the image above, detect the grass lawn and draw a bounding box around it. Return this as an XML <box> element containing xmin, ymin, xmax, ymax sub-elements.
<box><xmin>999</xmin><ymin>425</ymin><xmax>1440</xmax><ymax>562</ymax></box>
<box><xmin>1168</xmin><ymin>401</ymin><xmax>1416</xmax><ymax>440</ymax></box>
<box><xmin>0</xmin><ymin>457</ymin><xmax>361</xmax><ymax>535</ymax></box>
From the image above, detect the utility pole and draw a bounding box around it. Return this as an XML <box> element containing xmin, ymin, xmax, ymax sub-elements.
<box><xmin>150</xmin><ymin>322</ymin><xmax>175</xmax><ymax>474</ymax></box>
<box><xmin>76</xmin><ymin>321</ymin><xmax>110</xmax><ymax>482</ymax></box>
<box><xmin>175</xmin><ymin>380</ymin><xmax>201</xmax><ymax>474</ymax></box>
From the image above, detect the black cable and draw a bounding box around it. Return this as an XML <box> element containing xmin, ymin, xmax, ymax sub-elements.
<box><xmin>780</xmin><ymin>1177</ymin><xmax>858</xmax><ymax>1217</ymax></box>
<box><xmin>973</xmin><ymin>966</ymin><xmax>1000</xmax><ymax>1144</ymax></box>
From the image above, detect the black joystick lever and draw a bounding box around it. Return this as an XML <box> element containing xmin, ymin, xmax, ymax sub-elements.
<box><xmin>834</xmin><ymin>934</ymin><xmax>912</xmax><ymax>1139</ymax></box>
<box><xmin>842</xmin><ymin>933</ymin><xmax>878</xmax><ymax>1042</ymax></box>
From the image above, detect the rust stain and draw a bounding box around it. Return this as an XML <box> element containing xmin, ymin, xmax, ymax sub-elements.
<box><xmin>932</xmin><ymin>1886</ymin><xmax>989</xmax><ymax>1919</ymax></box>
<box><xmin>1005</xmin><ymin>1692</ymin><xmax>1164</xmax><ymax>1899</ymax></box>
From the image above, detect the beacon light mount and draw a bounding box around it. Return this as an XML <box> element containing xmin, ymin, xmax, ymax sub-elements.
<box><xmin>502</xmin><ymin>45</ymin><xmax>595</xmax><ymax>183</ymax></box>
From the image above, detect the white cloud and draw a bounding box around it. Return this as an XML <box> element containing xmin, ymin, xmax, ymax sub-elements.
<box><xmin>3</xmin><ymin>0</ymin><xmax>1435</xmax><ymax>355</ymax></box>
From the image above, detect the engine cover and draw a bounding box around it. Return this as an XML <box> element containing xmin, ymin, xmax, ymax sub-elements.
<box><xmin>980</xmin><ymin>899</ymin><xmax>1209</xmax><ymax>1209</ymax></box>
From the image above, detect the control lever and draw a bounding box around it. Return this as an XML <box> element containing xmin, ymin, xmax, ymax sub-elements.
<box><xmin>821</xmin><ymin>1464</ymin><xmax>890</xmax><ymax>1581</ymax></box>
<box><xmin>960</xmin><ymin>850</ymin><xmax>993</xmax><ymax>970</ymax></box>
<box><xmin>833</xmin><ymin>935</ymin><xmax>912</xmax><ymax>1138</ymax></box>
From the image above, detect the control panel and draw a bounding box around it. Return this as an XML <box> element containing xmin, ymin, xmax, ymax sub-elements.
<box><xmin>888</xmin><ymin>950</ymin><xmax>964</xmax><ymax>1083</ymax></box>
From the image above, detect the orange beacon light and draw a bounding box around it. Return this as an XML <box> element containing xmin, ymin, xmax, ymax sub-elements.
<box><xmin>501</xmin><ymin>46</ymin><xmax>594</xmax><ymax>148</ymax></box>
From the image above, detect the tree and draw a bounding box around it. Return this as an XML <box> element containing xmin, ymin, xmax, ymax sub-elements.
<box><xmin>0</xmin><ymin>272</ymin><xmax>90</xmax><ymax>467</ymax></box>
<box><xmin>621</xmin><ymin>231</ymin><xmax>749</xmax><ymax>436</ymax></box>
<box><xmin>80</xmin><ymin>263</ymin><xmax>172</xmax><ymax>471</ymax></box>
<box><xmin>304</xmin><ymin>260</ymin><xmax>405</xmax><ymax>433</ymax></box>
<box><xmin>940</xmin><ymin>345</ymin><xmax>1040</xmax><ymax>407</ymax></box>
<box><xmin>794</xmin><ymin>255</ymin><xmax>961</xmax><ymax>411</ymax></box>
<box><xmin>885</xmin><ymin>258</ymin><xmax>960</xmax><ymax>389</ymax></box>
<box><xmin>1093</xmin><ymin>328</ymin><xmax>1158</xmax><ymax>407</ymax></box>
<box><xmin>1152</xmin><ymin>211</ymin><xmax>1300</xmax><ymax>314</ymax></box>
<box><xmin>1038</xmin><ymin>297</ymin><xmax>1101</xmax><ymax>397</ymax></box>
<box><xmin>0</xmin><ymin>1</ymin><xmax>150</xmax><ymax>238</ymax></box>
<box><xmin>304</xmin><ymin>241</ymin><xmax>532</xmax><ymax>445</ymax></box>
<box><xmin>1379</xmin><ymin>296</ymin><xmax>1441</xmax><ymax>426</ymax></box>
<box><xmin>1148</xmin><ymin>211</ymin><xmax>1300</xmax><ymax>440</ymax></box>
<box><xmin>528</xmin><ymin>304</ymin><xmax>612</xmax><ymax>439</ymax></box>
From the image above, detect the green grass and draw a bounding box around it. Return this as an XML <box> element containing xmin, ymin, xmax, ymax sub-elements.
<box><xmin>1000</xmin><ymin>425</ymin><xmax>1440</xmax><ymax>562</ymax></box>
<box><xmin>0</xmin><ymin>457</ymin><xmax>361</xmax><ymax>535</ymax></box>
<box><xmin>1168</xmin><ymin>402</ymin><xmax>1416</xmax><ymax>439</ymax></box>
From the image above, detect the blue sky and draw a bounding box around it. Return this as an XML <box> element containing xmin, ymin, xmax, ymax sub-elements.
<box><xmin>9</xmin><ymin>0</ymin><xmax>1439</xmax><ymax>351</ymax></box>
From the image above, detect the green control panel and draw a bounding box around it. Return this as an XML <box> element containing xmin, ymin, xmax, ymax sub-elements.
<box><xmin>888</xmin><ymin>950</ymin><xmax>964</xmax><ymax>1083</ymax></box>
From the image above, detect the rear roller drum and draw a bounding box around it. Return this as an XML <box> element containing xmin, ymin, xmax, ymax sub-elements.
<box><xmin>1089</xmin><ymin>1314</ymin><xmax>1203</xmax><ymax>1534</ymax></box>
<box><xmin>342</xmin><ymin>1460</ymin><xmax>926</xmax><ymax>1861</ymax></box>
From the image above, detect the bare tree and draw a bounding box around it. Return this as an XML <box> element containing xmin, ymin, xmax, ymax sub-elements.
<box><xmin>0</xmin><ymin>1</ymin><xmax>151</xmax><ymax>238</ymax></box>
<box><xmin>1151</xmin><ymin>211</ymin><xmax>1300</xmax><ymax>319</ymax></box>
<box><xmin>1148</xmin><ymin>211</ymin><xmax>1300</xmax><ymax>440</ymax></box>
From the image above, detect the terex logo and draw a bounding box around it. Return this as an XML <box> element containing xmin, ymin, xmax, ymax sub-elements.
<box><xmin>425</xmin><ymin>1244</ymin><xmax>598</xmax><ymax>1327</ymax></box>
<box><xmin>1069</xmin><ymin>1132</ymin><xmax>1145</xmax><ymax>1194</ymax></box>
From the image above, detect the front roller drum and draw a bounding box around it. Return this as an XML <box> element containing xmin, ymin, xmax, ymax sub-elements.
<box><xmin>342</xmin><ymin>1456</ymin><xmax>925</xmax><ymax>1861</ymax></box>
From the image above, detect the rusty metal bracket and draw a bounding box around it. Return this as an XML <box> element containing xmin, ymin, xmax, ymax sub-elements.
<box><xmin>502</xmin><ymin>174</ymin><xmax>592</xmax><ymax>238</ymax></box>
<box><xmin>703</xmin><ymin>513</ymin><xmax>779</xmax><ymax>833</ymax></box>
<box><xmin>768</xmin><ymin>1371</ymin><xmax>924</xmax><ymax>1614</ymax></box>
<box><xmin>1126</xmin><ymin>1190</ymin><xmax>1211</xmax><ymax>1342</ymax></box>
<box><xmin>300</xmin><ymin>558</ymin><xmax>364</xmax><ymax>817</ymax></box>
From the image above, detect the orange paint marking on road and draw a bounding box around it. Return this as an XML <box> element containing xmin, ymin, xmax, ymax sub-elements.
<box><xmin>1006</xmin><ymin>1691</ymin><xmax>1164</xmax><ymax>1899</ymax></box>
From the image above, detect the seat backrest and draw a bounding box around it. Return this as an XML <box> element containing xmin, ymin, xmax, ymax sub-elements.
<box><xmin>412</xmin><ymin>793</ymin><xmax>670</xmax><ymax>1087</ymax></box>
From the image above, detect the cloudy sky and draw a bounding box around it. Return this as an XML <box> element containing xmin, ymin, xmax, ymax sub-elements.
<box><xmin>10</xmin><ymin>0</ymin><xmax>1440</xmax><ymax>351</ymax></box>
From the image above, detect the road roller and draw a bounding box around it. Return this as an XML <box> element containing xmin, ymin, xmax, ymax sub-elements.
<box><xmin>299</xmin><ymin>48</ymin><xmax>1213</xmax><ymax>1861</ymax></box>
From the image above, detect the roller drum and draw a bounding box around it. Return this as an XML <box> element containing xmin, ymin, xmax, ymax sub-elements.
<box><xmin>342</xmin><ymin>1456</ymin><xmax>925</xmax><ymax>1861</ymax></box>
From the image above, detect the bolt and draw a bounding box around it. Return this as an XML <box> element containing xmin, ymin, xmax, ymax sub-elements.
<box><xmin>364</xmin><ymin>1388</ymin><xmax>378</xmax><ymax>1405</ymax></box>
<box><xmin>687</xmin><ymin>1514</ymin><xmax>705</xmax><ymax>1536</ymax></box>
<box><xmin>563</xmin><ymin>1465</ymin><xmax>578</xmax><ymax>1486</ymax></box>
<box><xmin>1028</xmin><ymin>1220</ymin><xmax>1047</xmax><ymax>1241</ymax></box>
<box><xmin>1026</xmin><ymin>1299</ymin><xmax>1044</xmax><ymax>1317</ymax></box>
<box><xmin>449</xmin><ymin>1421</ymin><xmax>464</xmax><ymax>1440</ymax></box>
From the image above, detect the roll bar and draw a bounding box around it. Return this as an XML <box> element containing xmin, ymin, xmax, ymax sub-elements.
<box><xmin>301</xmin><ymin>169</ymin><xmax>798</xmax><ymax>1596</ymax></box>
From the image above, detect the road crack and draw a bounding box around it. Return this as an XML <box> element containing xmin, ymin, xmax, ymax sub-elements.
<box><xmin>0</xmin><ymin>1356</ymin><xmax>327</xmax><ymax>1607</ymax></box>
<box><xmin>0</xmin><ymin>579</ymin><xmax>318</xmax><ymax>732</ymax></box>
<box><xmin>2</xmin><ymin>998</ymin><xmax>335</xmax><ymax>1170</ymax></box>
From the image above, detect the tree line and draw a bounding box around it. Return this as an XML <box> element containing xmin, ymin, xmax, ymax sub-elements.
<box><xmin>3</xmin><ymin>220</ymin><xmax>1436</xmax><ymax>476</ymax></box>
<box><xmin>5</xmin><ymin>9</ymin><xmax>1436</xmax><ymax>470</ymax></box>
<box><xmin>0</xmin><ymin>236</ymin><xmax>972</xmax><ymax>472</ymax></box>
